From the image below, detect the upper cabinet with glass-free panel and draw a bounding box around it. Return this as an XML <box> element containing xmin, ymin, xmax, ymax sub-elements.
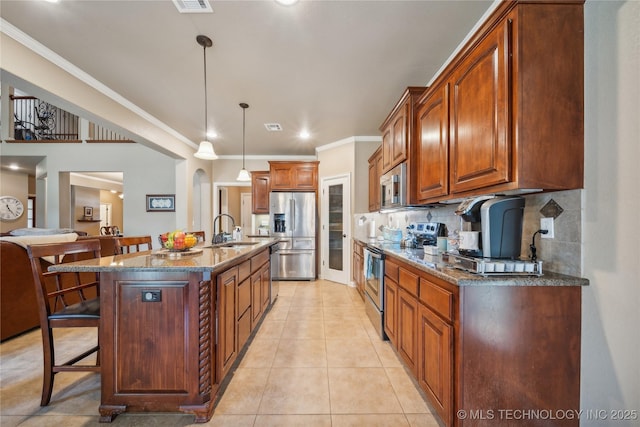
<box><xmin>269</xmin><ymin>161</ymin><xmax>319</xmax><ymax>191</ymax></box>
<box><xmin>251</xmin><ymin>171</ymin><xmax>270</xmax><ymax>214</ymax></box>
<box><xmin>379</xmin><ymin>87</ymin><xmax>425</xmax><ymax>175</ymax></box>
<box><xmin>412</xmin><ymin>0</ymin><xmax>585</xmax><ymax>203</ymax></box>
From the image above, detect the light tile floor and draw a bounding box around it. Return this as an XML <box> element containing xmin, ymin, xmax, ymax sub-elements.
<box><xmin>0</xmin><ymin>280</ymin><xmax>441</xmax><ymax>426</ymax></box>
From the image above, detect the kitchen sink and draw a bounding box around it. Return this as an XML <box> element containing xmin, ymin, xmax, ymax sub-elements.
<box><xmin>208</xmin><ymin>241</ymin><xmax>260</xmax><ymax>249</ymax></box>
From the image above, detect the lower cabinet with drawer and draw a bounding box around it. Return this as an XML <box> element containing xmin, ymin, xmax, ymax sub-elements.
<box><xmin>384</xmin><ymin>253</ymin><xmax>582</xmax><ymax>427</ymax></box>
<box><xmin>417</xmin><ymin>301</ymin><xmax>453</xmax><ymax>426</ymax></box>
<box><xmin>398</xmin><ymin>288</ymin><xmax>419</xmax><ymax>376</ymax></box>
<box><xmin>217</xmin><ymin>248</ymin><xmax>272</xmax><ymax>382</ymax></box>
<box><xmin>237</xmin><ymin>260</ymin><xmax>252</xmax><ymax>351</ymax></box>
<box><xmin>385</xmin><ymin>257</ymin><xmax>454</xmax><ymax>423</ymax></box>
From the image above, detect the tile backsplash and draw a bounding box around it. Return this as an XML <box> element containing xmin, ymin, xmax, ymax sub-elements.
<box><xmin>354</xmin><ymin>189</ymin><xmax>582</xmax><ymax>277</ymax></box>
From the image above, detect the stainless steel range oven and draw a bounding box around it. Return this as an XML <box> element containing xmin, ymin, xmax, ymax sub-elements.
<box><xmin>363</xmin><ymin>246</ymin><xmax>387</xmax><ymax>340</ymax></box>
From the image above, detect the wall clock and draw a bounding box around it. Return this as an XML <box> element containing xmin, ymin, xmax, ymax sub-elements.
<box><xmin>0</xmin><ymin>196</ymin><xmax>25</xmax><ymax>221</ymax></box>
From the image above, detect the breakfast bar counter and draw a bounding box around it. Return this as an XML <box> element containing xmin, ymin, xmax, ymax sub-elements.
<box><xmin>51</xmin><ymin>238</ymin><xmax>277</xmax><ymax>273</ymax></box>
<box><xmin>50</xmin><ymin>238</ymin><xmax>277</xmax><ymax>423</ymax></box>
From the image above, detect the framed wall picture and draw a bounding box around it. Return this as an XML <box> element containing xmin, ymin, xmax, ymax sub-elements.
<box><xmin>84</xmin><ymin>206</ymin><xmax>93</xmax><ymax>218</ymax></box>
<box><xmin>146</xmin><ymin>194</ymin><xmax>175</xmax><ymax>212</ymax></box>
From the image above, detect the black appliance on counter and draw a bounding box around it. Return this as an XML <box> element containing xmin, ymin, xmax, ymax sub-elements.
<box><xmin>455</xmin><ymin>195</ymin><xmax>525</xmax><ymax>259</ymax></box>
<box><xmin>446</xmin><ymin>196</ymin><xmax>541</xmax><ymax>276</ymax></box>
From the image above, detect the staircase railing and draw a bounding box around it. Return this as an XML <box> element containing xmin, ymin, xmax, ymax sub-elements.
<box><xmin>9</xmin><ymin>95</ymin><xmax>132</xmax><ymax>143</ymax></box>
<box><xmin>11</xmin><ymin>95</ymin><xmax>79</xmax><ymax>140</ymax></box>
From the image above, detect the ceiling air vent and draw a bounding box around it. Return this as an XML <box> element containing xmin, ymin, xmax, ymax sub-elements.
<box><xmin>264</xmin><ymin>123</ymin><xmax>283</xmax><ymax>132</ymax></box>
<box><xmin>173</xmin><ymin>0</ymin><xmax>213</xmax><ymax>13</ymax></box>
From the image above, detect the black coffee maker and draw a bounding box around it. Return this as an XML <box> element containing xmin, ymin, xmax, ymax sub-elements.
<box><xmin>455</xmin><ymin>196</ymin><xmax>525</xmax><ymax>259</ymax></box>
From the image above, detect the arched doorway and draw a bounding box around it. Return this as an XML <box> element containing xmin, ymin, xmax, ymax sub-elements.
<box><xmin>192</xmin><ymin>169</ymin><xmax>211</xmax><ymax>240</ymax></box>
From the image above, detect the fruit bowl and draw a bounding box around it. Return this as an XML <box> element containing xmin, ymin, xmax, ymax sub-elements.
<box><xmin>158</xmin><ymin>231</ymin><xmax>199</xmax><ymax>252</ymax></box>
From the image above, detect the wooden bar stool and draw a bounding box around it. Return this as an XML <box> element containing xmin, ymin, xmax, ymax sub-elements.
<box><xmin>113</xmin><ymin>235</ymin><xmax>153</xmax><ymax>255</ymax></box>
<box><xmin>26</xmin><ymin>239</ymin><xmax>102</xmax><ymax>406</ymax></box>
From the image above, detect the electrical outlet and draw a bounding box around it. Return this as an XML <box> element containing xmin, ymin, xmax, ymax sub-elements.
<box><xmin>142</xmin><ymin>290</ymin><xmax>162</xmax><ymax>302</ymax></box>
<box><xmin>540</xmin><ymin>217</ymin><xmax>554</xmax><ymax>239</ymax></box>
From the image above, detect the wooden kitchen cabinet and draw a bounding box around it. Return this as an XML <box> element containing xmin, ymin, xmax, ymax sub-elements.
<box><xmin>218</xmin><ymin>266</ymin><xmax>238</xmax><ymax>380</ymax></box>
<box><xmin>269</xmin><ymin>161</ymin><xmax>319</xmax><ymax>191</ymax></box>
<box><xmin>411</xmin><ymin>1</ymin><xmax>584</xmax><ymax>202</ymax></box>
<box><xmin>397</xmin><ymin>267</ymin><xmax>419</xmax><ymax>376</ymax></box>
<box><xmin>250</xmin><ymin>270</ymin><xmax>262</xmax><ymax>326</ymax></box>
<box><xmin>260</xmin><ymin>262</ymin><xmax>270</xmax><ymax>312</ymax></box>
<box><xmin>448</xmin><ymin>17</ymin><xmax>510</xmax><ymax>194</ymax></box>
<box><xmin>352</xmin><ymin>240</ymin><xmax>365</xmax><ymax>300</ymax></box>
<box><xmin>251</xmin><ymin>171</ymin><xmax>270</xmax><ymax>214</ymax></box>
<box><xmin>413</xmin><ymin>81</ymin><xmax>449</xmax><ymax>203</ymax></box>
<box><xmin>250</xmin><ymin>249</ymin><xmax>270</xmax><ymax>329</ymax></box>
<box><xmin>368</xmin><ymin>146</ymin><xmax>382</xmax><ymax>212</ymax></box>
<box><xmin>380</xmin><ymin>128</ymin><xmax>392</xmax><ymax>174</ymax></box>
<box><xmin>383</xmin><ymin>259</ymin><xmax>400</xmax><ymax>345</ymax></box>
<box><xmin>383</xmin><ymin>252</ymin><xmax>582</xmax><ymax>427</ymax></box>
<box><xmin>69</xmin><ymin>243</ymin><xmax>275</xmax><ymax>423</ymax></box>
<box><xmin>237</xmin><ymin>260</ymin><xmax>252</xmax><ymax>350</ymax></box>
<box><xmin>218</xmin><ymin>247</ymin><xmax>271</xmax><ymax>381</ymax></box>
<box><xmin>383</xmin><ymin>275</ymin><xmax>398</xmax><ymax>345</ymax></box>
<box><xmin>379</xmin><ymin>87</ymin><xmax>425</xmax><ymax>174</ymax></box>
<box><xmin>417</xmin><ymin>302</ymin><xmax>453</xmax><ymax>427</ymax></box>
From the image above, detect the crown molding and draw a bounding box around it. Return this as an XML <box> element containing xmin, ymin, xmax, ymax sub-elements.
<box><xmin>315</xmin><ymin>136</ymin><xmax>381</xmax><ymax>153</ymax></box>
<box><xmin>0</xmin><ymin>18</ymin><xmax>198</xmax><ymax>150</ymax></box>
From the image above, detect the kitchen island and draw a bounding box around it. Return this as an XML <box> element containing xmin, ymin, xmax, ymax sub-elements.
<box><xmin>49</xmin><ymin>238</ymin><xmax>277</xmax><ymax>423</ymax></box>
<box><xmin>355</xmin><ymin>237</ymin><xmax>588</xmax><ymax>427</ymax></box>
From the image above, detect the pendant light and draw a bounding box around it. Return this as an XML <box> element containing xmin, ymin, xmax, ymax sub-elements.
<box><xmin>236</xmin><ymin>102</ymin><xmax>251</xmax><ymax>181</ymax></box>
<box><xmin>194</xmin><ymin>35</ymin><xmax>218</xmax><ymax>160</ymax></box>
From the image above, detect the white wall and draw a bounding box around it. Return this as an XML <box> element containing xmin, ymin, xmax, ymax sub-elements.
<box><xmin>2</xmin><ymin>143</ymin><xmax>179</xmax><ymax>241</ymax></box>
<box><xmin>581</xmin><ymin>0</ymin><xmax>639</xmax><ymax>423</ymax></box>
<box><xmin>0</xmin><ymin>169</ymin><xmax>29</xmax><ymax>233</ymax></box>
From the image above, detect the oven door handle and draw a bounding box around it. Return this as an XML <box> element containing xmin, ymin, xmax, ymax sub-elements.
<box><xmin>363</xmin><ymin>248</ymin><xmax>382</xmax><ymax>280</ymax></box>
<box><xmin>363</xmin><ymin>247</ymin><xmax>382</xmax><ymax>259</ymax></box>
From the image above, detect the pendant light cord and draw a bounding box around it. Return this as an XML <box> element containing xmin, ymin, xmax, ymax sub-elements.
<box><xmin>240</xmin><ymin>103</ymin><xmax>249</xmax><ymax>168</ymax></box>
<box><xmin>203</xmin><ymin>44</ymin><xmax>208</xmax><ymax>142</ymax></box>
<box><xmin>242</xmin><ymin>106</ymin><xmax>246</xmax><ymax>168</ymax></box>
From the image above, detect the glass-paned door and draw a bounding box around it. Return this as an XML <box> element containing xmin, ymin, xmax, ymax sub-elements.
<box><xmin>328</xmin><ymin>185</ymin><xmax>344</xmax><ymax>270</ymax></box>
<box><xmin>321</xmin><ymin>174</ymin><xmax>350</xmax><ymax>284</ymax></box>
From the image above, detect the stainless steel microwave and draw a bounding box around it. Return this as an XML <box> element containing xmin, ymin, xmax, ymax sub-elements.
<box><xmin>380</xmin><ymin>162</ymin><xmax>407</xmax><ymax>211</ymax></box>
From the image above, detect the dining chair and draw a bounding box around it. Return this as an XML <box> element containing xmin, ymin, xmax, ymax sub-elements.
<box><xmin>26</xmin><ymin>239</ymin><xmax>102</xmax><ymax>406</ymax></box>
<box><xmin>113</xmin><ymin>235</ymin><xmax>153</xmax><ymax>255</ymax></box>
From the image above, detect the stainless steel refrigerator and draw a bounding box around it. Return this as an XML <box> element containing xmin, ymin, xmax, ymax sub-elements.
<box><xmin>269</xmin><ymin>192</ymin><xmax>316</xmax><ymax>280</ymax></box>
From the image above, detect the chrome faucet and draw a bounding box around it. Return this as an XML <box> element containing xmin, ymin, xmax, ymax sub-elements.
<box><xmin>212</xmin><ymin>214</ymin><xmax>236</xmax><ymax>244</ymax></box>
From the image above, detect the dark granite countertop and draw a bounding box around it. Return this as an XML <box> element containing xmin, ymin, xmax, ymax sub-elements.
<box><xmin>355</xmin><ymin>237</ymin><xmax>588</xmax><ymax>287</ymax></box>
<box><xmin>49</xmin><ymin>238</ymin><xmax>278</xmax><ymax>274</ymax></box>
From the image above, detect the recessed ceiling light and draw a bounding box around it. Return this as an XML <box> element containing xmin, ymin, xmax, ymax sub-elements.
<box><xmin>299</xmin><ymin>130</ymin><xmax>311</xmax><ymax>139</ymax></box>
<box><xmin>275</xmin><ymin>0</ymin><xmax>298</xmax><ymax>5</ymax></box>
<box><xmin>9</xmin><ymin>164</ymin><xmax>20</xmax><ymax>170</ymax></box>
